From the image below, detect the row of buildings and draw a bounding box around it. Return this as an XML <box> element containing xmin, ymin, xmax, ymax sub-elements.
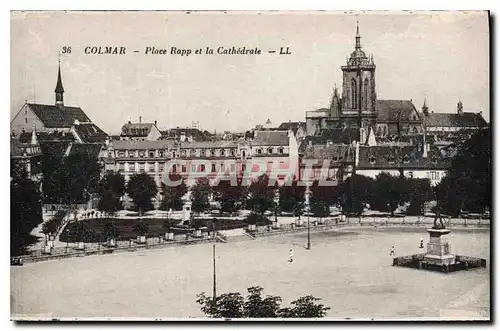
<box><xmin>11</xmin><ymin>23</ymin><xmax>488</xmax><ymax>206</ymax></box>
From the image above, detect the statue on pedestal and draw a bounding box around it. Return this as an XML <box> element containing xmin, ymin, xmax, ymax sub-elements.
<box><xmin>432</xmin><ymin>206</ymin><xmax>446</xmax><ymax>230</ymax></box>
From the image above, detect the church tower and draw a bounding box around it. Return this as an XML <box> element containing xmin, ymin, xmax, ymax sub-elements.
<box><xmin>329</xmin><ymin>85</ymin><xmax>341</xmax><ymax>119</ymax></box>
<box><xmin>55</xmin><ymin>59</ymin><xmax>64</xmax><ymax>107</ymax></box>
<box><xmin>340</xmin><ymin>21</ymin><xmax>377</xmax><ymax>128</ymax></box>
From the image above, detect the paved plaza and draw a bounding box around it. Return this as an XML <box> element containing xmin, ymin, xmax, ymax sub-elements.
<box><xmin>11</xmin><ymin>227</ymin><xmax>489</xmax><ymax>320</ymax></box>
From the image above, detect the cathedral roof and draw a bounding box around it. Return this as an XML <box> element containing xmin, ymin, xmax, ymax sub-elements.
<box><xmin>27</xmin><ymin>103</ymin><xmax>90</xmax><ymax>128</ymax></box>
<box><xmin>376</xmin><ymin>100</ymin><xmax>420</xmax><ymax>122</ymax></box>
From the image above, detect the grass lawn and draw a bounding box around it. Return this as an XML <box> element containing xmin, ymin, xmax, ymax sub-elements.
<box><xmin>59</xmin><ymin>217</ymin><xmax>251</xmax><ymax>243</ymax></box>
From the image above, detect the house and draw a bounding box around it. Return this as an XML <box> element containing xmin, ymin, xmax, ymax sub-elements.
<box><xmin>120</xmin><ymin>118</ymin><xmax>162</xmax><ymax>141</ymax></box>
<box><xmin>10</xmin><ymin>125</ymin><xmax>43</xmax><ymax>184</ymax></box>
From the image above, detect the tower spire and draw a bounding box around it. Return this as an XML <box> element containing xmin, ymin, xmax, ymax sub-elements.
<box><xmin>55</xmin><ymin>53</ymin><xmax>64</xmax><ymax>106</ymax></box>
<box><xmin>355</xmin><ymin>18</ymin><xmax>361</xmax><ymax>50</ymax></box>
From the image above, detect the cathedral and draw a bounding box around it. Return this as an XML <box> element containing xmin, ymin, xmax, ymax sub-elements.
<box><xmin>306</xmin><ymin>22</ymin><xmax>423</xmax><ymax>141</ymax></box>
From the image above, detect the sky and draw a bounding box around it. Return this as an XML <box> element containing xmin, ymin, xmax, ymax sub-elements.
<box><xmin>10</xmin><ymin>11</ymin><xmax>489</xmax><ymax>135</ymax></box>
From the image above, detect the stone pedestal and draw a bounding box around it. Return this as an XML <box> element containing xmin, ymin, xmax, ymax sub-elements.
<box><xmin>424</xmin><ymin>229</ymin><xmax>455</xmax><ymax>266</ymax></box>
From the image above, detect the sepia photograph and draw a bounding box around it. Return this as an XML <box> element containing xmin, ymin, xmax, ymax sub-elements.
<box><xmin>9</xmin><ymin>10</ymin><xmax>490</xmax><ymax>321</ymax></box>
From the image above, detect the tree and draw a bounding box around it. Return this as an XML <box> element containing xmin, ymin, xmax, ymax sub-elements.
<box><xmin>309</xmin><ymin>180</ymin><xmax>338</xmax><ymax>218</ymax></box>
<box><xmin>196</xmin><ymin>286</ymin><xmax>330</xmax><ymax>318</ymax></box>
<box><xmin>437</xmin><ymin>128</ymin><xmax>490</xmax><ymax>216</ymax></box>
<box><xmin>126</xmin><ymin>173</ymin><xmax>158</xmax><ymax>216</ymax></box>
<box><xmin>279</xmin><ymin>181</ymin><xmax>306</xmax><ymax>216</ymax></box>
<box><xmin>246</xmin><ymin>174</ymin><xmax>276</xmax><ymax>218</ymax></box>
<box><xmin>97</xmin><ymin>172</ymin><xmax>126</xmax><ymax>214</ymax></box>
<box><xmin>406</xmin><ymin>178</ymin><xmax>433</xmax><ymax>215</ymax></box>
<box><xmin>213</xmin><ymin>179</ymin><xmax>245</xmax><ymax>214</ymax></box>
<box><xmin>340</xmin><ymin>174</ymin><xmax>373</xmax><ymax>216</ymax></box>
<box><xmin>60</xmin><ymin>153</ymin><xmax>102</xmax><ymax>205</ymax></box>
<box><xmin>191</xmin><ymin>177</ymin><xmax>212</xmax><ymax>214</ymax></box>
<box><xmin>11</xmin><ymin>163</ymin><xmax>43</xmax><ymax>256</ymax></box>
<box><xmin>160</xmin><ymin>174</ymin><xmax>188</xmax><ymax>211</ymax></box>
<box><xmin>101</xmin><ymin>220</ymin><xmax>117</xmax><ymax>241</ymax></box>
<box><xmin>372</xmin><ymin>173</ymin><xmax>408</xmax><ymax>216</ymax></box>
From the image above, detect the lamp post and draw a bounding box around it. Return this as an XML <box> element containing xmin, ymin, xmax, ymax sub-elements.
<box><xmin>212</xmin><ymin>218</ymin><xmax>217</xmax><ymax>305</ymax></box>
<box><xmin>306</xmin><ymin>185</ymin><xmax>311</xmax><ymax>250</ymax></box>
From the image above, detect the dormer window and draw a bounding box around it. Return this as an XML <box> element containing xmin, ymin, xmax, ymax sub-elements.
<box><xmin>278</xmin><ymin>147</ymin><xmax>284</xmax><ymax>154</ymax></box>
<box><xmin>368</xmin><ymin>155</ymin><xmax>376</xmax><ymax>165</ymax></box>
<box><xmin>257</xmin><ymin>148</ymin><xmax>262</xmax><ymax>154</ymax></box>
<box><xmin>181</xmin><ymin>150</ymin><xmax>186</xmax><ymax>157</ymax></box>
<box><xmin>268</xmin><ymin>148</ymin><xmax>273</xmax><ymax>154</ymax></box>
<box><xmin>191</xmin><ymin>149</ymin><xmax>196</xmax><ymax>157</ymax></box>
<box><xmin>403</xmin><ymin>155</ymin><xmax>410</xmax><ymax>164</ymax></box>
<box><xmin>149</xmin><ymin>151</ymin><xmax>155</xmax><ymax>158</ymax></box>
<box><xmin>201</xmin><ymin>149</ymin><xmax>206</xmax><ymax>157</ymax></box>
<box><xmin>159</xmin><ymin>150</ymin><xmax>164</xmax><ymax>157</ymax></box>
<box><xmin>431</xmin><ymin>155</ymin><xmax>438</xmax><ymax>164</ymax></box>
<box><xmin>230</xmin><ymin>149</ymin><xmax>235</xmax><ymax>156</ymax></box>
<box><xmin>221</xmin><ymin>149</ymin><xmax>225</xmax><ymax>156</ymax></box>
<box><xmin>388</xmin><ymin>155</ymin><xmax>395</xmax><ymax>164</ymax></box>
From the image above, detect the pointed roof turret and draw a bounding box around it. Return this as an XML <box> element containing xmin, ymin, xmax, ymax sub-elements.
<box><xmin>31</xmin><ymin>123</ymin><xmax>38</xmax><ymax>145</ymax></box>
<box><xmin>55</xmin><ymin>61</ymin><xmax>64</xmax><ymax>94</ymax></box>
<box><xmin>355</xmin><ymin>18</ymin><xmax>361</xmax><ymax>50</ymax></box>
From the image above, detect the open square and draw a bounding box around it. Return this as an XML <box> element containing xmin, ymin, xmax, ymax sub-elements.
<box><xmin>10</xmin><ymin>227</ymin><xmax>490</xmax><ymax>320</ymax></box>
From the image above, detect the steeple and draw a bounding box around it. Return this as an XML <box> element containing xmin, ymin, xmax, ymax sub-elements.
<box><xmin>422</xmin><ymin>96</ymin><xmax>429</xmax><ymax>116</ymax></box>
<box><xmin>55</xmin><ymin>55</ymin><xmax>64</xmax><ymax>107</ymax></box>
<box><xmin>355</xmin><ymin>18</ymin><xmax>361</xmax><ymax>51</ymax></box>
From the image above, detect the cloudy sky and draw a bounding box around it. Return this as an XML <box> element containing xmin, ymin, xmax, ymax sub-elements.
<box><xmin>10</xmin><ymin>11</ymin><xmax>489</xmax><ymax>134</ymax></box>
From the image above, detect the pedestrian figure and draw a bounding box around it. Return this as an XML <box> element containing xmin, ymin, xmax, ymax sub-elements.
<box><xmin>390</xmin><ymin>245</ymin><xmax>395</xmax><ymax>256</ymax></box>
<box><xmin>288</xmin><ymin>248</ymin><xmax>294</xmax><ymax>263</ymax></box>
<box><xmin>419</xmin><ymin>237</ymin><xmax>424</xmax><ymax>248</ymax></box>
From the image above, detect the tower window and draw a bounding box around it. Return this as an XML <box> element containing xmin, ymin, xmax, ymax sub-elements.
<box><xmin>364</xmin><ymin>78</ymin><xmax>369</xmax><ymax>110</ymax></box>
<box><xmin>351</xmin><ymin>78</ymin><xmax>357</xmax><ymax>109</ymax></box>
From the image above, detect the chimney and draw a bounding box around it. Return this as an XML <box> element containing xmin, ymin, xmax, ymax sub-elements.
<box><xmin>139</xmin><ymin>116</ymin><xmax>142</xmax><ymax>123</ymax></box>
<box><xmin>154</xmin><ymin>120</ymin><xmax>157</xmax><ymax>126</ymax></box>
<box><xmin>457</xmin><ymin>101</ymin><xmax>464</xmax><ymax>116</ymax></box>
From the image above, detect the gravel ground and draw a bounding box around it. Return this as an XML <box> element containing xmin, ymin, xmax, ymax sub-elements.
<box><xmin>11</xmin><ymin>227</ymin><xmax>490</xmax><ymax>320</ymax></box>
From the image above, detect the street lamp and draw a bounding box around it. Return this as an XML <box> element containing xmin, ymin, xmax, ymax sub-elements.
<box><xmin>305</xmin><ymin>185</ymin><xmax>311</xmax><ymax>250</ymax></box>
<box><xmin>212</xmin><ymin>218</ymin><xmax>217</xmax><ymax>305</ymax></box>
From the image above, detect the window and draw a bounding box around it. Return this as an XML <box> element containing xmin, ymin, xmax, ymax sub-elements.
<box><xmin>128</xmin><ymin>150</ymin><xmax>135</xmax><ymax>157</ymax></box>
<box><xmin>182</xmin><ymin>165</ymin><xmax>187</xmax><ymax>173</ymax></box>
<box><xmin>191</xmin><ymin>149</ymin><xmax>196</xmax><ymax>157</ymax></box>
<box><xmin>268</xmin><ymin>148</ymin><xmax>273</xmax><ymax>154</ymax></box>
<box><xmin>351</xmin><ymin>78</ymin><xmax>357</xmax><ymax>109</ymax></box>
<box><xmin>139</xmin><ymin>150</ymin><xmax>145</xmax><ymax>157</ymax></box>
<box><xmin>201</xmin><ymin>149</ymin><xmax>206</xmax><ymax>157</ymax></box>
<box><xmin>149</xmin><ymin>151</ymin><xmax>155</xmax><ymax>158</ymax></box>
<box><xmin>368</xmin><ymin>155</ymin><xmax>376</xmax><ymax>165</ymax></box>
<box><xmin>118</xmin><ymin>151</ymin><xmax>125</xmax><ymax>157</ymax></box>
<box><xmin>430</xmin><ymin>171</ymin><xmax>437</xmax><ymax>180</ymax></box>
<box><xmin>431</xmin><ymin>156</ymin><xmax>437</xmax><ymax>164</ymax></box>
<box><xmin>191</xmin><ymin>164</ymin><xmax>196</xmax><ymax>172</ymax></box>
<box><xmin>159</xmin><ymin>150</ymin><xmax>164</xmax><ymax>157</ymax></box>
<box><xmin>363</xmin><ymin>78</ymin><xmax>369</xmax><ymax>109</ymax></box>
<box><xmin>211</xmin><ymin>164</ymin><xmax>216</xmax><ymax>172</ymax></box>
<box><xmin>25</xmin><ymin>118</ymin><xmax>27</xmax><ymax>124</ymax></box>
<box><xmin>172</xmin><ymin>164</ymin><xmax>177</xmax><ymax>173</ymax></box>
<box><xmin>230</xmin><ymin>149</ymin><xmax>235</xmax><ymax>156</ymax></box>
<box><xmin>210</xmin><ymin>149</ymin><xmax>215</xmax><ymax>156</ymax></box>
<box><xmin>242</xmin><ymin>163</ymin><xmax>246</xmax><ymax>172</ymax></box>
<box><xmin>403</xmin><ymin>155</ymin><xmax>410</xmax><ymax>164</ymax></box>
<box><xmin>242</xmin><ymin>150</ymin><xmax>246</xmax><ymax>158</ymax></box>
<box><xmin>201</xmin><ymin>164</ymin><xmax>205</xmax><ymax>172</ymax></box>
<box><xmin>221</xmin><ymin>149</ymin><xmax>225</xmax><ymax>156</ymax></box>
<box><xmin>181</xmin><ymin>150</ymin><xmax>186</xmax><ymax>157</ymax></box>
<box><xmin>257</xmin><ymin>148</ymin><xmax>262</xmax><ymax>154</ymax></box>
<box><xmin>388</xmin><ymin>155</ymin><xmax>395</xmax><ymax>164</ymax></box>
<box><xmin>278</xmin><ymin>147</ymin><xmax>284</xmax><ymax>154</ymax></box>
<box><xmin>408</xmin><ymin>171</ymin><xmax>413</xmax><ymax>179</ymax></box>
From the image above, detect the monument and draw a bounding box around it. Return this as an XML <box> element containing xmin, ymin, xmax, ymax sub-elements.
<box><xmin>423</xmin><ymin>211</ymin><xmax>454</xmax><ymax>267</ymax></box>
<box><xmin>393</xmin><ymin>208</ymin><xmax>486</xmax><ymax>273</ymax></box>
